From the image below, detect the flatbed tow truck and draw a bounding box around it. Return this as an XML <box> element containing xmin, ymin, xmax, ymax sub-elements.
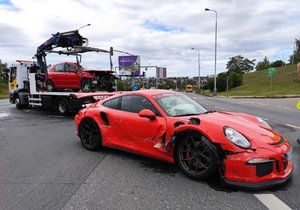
<box><xmin>8</xmin><ymin>27</ymin><xmax>118</xmax><ymax>115</ymax></box>
<box><xmin>9</xmin><ymin>59</ymin><xmax>116</xmax><ymax>115</ymax></box>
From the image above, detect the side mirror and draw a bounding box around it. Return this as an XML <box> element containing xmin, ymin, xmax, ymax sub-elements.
<box><xmin>138</xmin><ymin>109</ymin><xmax>156</xmax><ymax>121</ymax></box>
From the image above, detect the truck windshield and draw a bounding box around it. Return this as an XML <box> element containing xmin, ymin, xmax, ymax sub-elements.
<box><xmin>9</xmin><ymin>67</ymin><xmax>16</xmax><ymax>83</ymax></box>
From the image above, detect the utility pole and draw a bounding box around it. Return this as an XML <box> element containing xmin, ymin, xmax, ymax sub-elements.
<box><xmin>191</xmin><ymin>48</ymin><xmax>201</xmax><ymax>91</ymax></box>
<box><xmin>205</xmin><ymin>8</ymin><xmax>218</xmax><ymax>96</ymax></box>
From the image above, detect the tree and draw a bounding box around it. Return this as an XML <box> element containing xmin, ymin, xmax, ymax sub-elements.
<box><xmin>226</xmin><ymin>55</ymin><xmax>256</xmax><ymax>73</ymax></box>
<box><xmin>270</xmin><ymin>60</ymin><xmax>285</xmax><ymax>68</ymax></box>
<box><xmin>256</xmin><ymin>56</ymin><xmax>270</xmax><ymax>71</ymax></box>
<box><xmin>0</xmin><ymin>60</ymin><xmax>9</xmax><ymax>81</ymax></box>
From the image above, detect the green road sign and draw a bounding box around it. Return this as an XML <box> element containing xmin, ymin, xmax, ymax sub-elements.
<box><xmin>267</xmin><ymin>67</ymin><xmax>276</xmax><ymax>77</ymax></box>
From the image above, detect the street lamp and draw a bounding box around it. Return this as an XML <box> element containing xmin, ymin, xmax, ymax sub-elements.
<box><xmin>191</xmin><ymin>48</ymin><xmax>201</xmax><ymax>90</ymax></box>
<box><xmin>205</xmin><ymin>8</ymin><xmax>218</xmax><ymax>96</ymax></box>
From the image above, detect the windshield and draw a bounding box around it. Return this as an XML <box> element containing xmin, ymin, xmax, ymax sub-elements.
<box><xmin>9</xmin><ymin>67</ymin><xmax>16</xmax><ymax>83</ymax></box>
<box><xmin>153</xmin><ymin>93</ymin><xmax>207</xmax><ymax>116</ymax></box>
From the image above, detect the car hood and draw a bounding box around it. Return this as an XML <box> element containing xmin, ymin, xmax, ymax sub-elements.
<box><xmin>180</xmin><ymin>111</ymin><xmax>283</xmax><ymax>146</ymax></box>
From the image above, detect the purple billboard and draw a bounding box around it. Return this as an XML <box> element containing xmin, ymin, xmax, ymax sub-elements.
<box><xmin>118</xmin><ymin>55</ymin><xmax>141</xmax><ymax>76</ymax></box>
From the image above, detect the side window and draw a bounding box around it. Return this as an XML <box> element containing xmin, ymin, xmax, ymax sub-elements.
<box><xmin>102</xmin><ymin>97</ymin><xmax>120</xmax><ymax>110</ymax></box>
<box><xmin>64</xmin><ymin>63</ymin><xmax>77</xmax><ymax>72</ymax></box>
<box><xmin>54</xmin><ymin>64</ymin><xmax>64</xmax><ymax>72</ymax></box>
<box><xmin>121</xmin><ymin>95</ymin><xmax>160</xmax><ymax>115</ymax></box>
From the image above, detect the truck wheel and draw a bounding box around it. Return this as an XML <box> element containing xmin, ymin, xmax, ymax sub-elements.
<box><xmin>46</xmin><ymin>80</ymin><xmax>55</xmax><ymax>92</ymax></box>
<box><xmin>81</xmin><ymin>79</ymin><xmax>92</xmax><ymax>92</ymax></box>
<box><xmin>15</xmin><ymin>96</ymin><xmax>23</xmax><ymax>109</ymax></box>
<box><xmin>57</xmin><ymin>98</ymin><xmax>69</xmax><ymax>115</ymax></box>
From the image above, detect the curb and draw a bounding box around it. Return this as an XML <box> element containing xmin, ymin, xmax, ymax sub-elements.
<box><xmin>215</xmin><ymin>95</ymin><xmax>300</xmax><ymax>99</ymax></box>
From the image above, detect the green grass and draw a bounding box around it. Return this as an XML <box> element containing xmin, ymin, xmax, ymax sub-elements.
<box><xmin>219</xmin><ymin>65</ymin><xmax>300</xmax><ymax>96</ymax></box>
<box><xmin>0</xmin><ymin>79</ymin><xmax>8</xmax><ymax>99</ymax></box>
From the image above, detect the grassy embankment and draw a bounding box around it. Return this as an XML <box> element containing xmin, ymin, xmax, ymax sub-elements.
<box><xmin>219</xmin><ymin>65</ymin><xmax>300</xmax><ymax>96</ymax></box>
<box><xmin>0</xmin><ymin>79</ymin><xmax>8</xmax><ymax>99</ymax></box>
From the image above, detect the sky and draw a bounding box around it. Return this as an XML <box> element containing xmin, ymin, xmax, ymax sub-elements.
<box><xmin>0</xmin><ymin>0</ymin><xmax>299</xmax><ymax>77</ymax></box>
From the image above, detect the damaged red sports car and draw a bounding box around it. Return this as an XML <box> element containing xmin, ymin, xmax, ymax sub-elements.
<box><xmin>74</xmin><ymin>90</ymin><xmax>293</xmax><ymax>189</ymax></box>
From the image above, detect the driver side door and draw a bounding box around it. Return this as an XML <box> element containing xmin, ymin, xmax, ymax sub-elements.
<box><xmin>107</xmin><ymin>95</ymin><xmax>166</xmax><ymax>155</ymax></box>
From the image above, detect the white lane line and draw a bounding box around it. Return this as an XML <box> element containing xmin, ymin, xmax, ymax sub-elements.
<box><xmin>0</xmin><ymin>112</ymin><xmax>10</xmax><ymax>119</ymax></box>
<box><xmin>215</xmin><ymin>106</ymin><xmax>229</xmax><ymax>110</ymax></box>
<box><xmin>255</xmin><ymin>194</ymin><xmax>291</xmax><ymax>210</ymax></box>
<box><xmin>285</xmin><ymin>124</ymin><xmax>300</xmax><ymax>130</ymax></box>
<box><xmin>276</xmin><ymin>106</ymin><xmax>292</xmax><ymax>110</ymax></box>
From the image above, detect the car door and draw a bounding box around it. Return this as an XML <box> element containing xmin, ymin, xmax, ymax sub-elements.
<box><xmin>53</xmin><ymin>63</ymin><xmax>65</xmax><ymax>87</ymax></box>
<box><xmin>111</xmin><ymin>95</ymin><xmax>166</xmax><ymax>152</ymax></box>
<box><xmin>64</xmin><ymin>63</ymin><xmax>81</xmax><ymax>87</ymax></box>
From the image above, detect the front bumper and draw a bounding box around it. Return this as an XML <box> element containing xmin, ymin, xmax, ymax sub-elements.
<box><xmin>223</xmin><ymin>145</ymin><xmax>293</xmax><ymax>189</ymax></box>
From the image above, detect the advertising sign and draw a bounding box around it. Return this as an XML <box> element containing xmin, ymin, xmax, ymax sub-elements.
<box><xmin>118</xmin><ymin>55</ymin><xmax>141</xmax><ymax>76</ymax></box>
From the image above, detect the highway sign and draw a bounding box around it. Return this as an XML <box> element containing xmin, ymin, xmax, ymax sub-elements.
<box><xmin>267</xmin><ymin>67</ymin><xmax>276</xmax><ymax>77</ymax></box>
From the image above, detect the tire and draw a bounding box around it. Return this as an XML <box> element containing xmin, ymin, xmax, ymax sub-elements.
<box><xmin>174</xmin><ymin>132</ymin><xmax>218</xmax><ymax>180</ymax></box>
<box><xmin>79</xmin><ymin>118</ymin><xmax>102</xmax><ymax>151</ymax></box>
<box><xmin>81</xmin><ymin>79</ymin><xmax>92</xmax><ymax>92</ymax></box>
<box><xmin>56</xmin><ymin>98</ymin><xmax>69</xmax><ymax>115</ymax></box>
<box><xmin>46</xmin><ymin>80</ymin><xmax>55</xmax><ymax>92</ymax></box>
<box><xmin>15</xmin><ymin>96</ymin><xmax>23</xmax><ymax>109</ymax></box>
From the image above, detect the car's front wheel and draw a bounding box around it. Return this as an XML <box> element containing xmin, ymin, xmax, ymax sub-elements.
<box><xmin>79</xmin><ymin>118</ymin><xmax>102</xmax><ymax>151</ymax></box>
<box><xmin>175</xmin><ymin>133</ymin><xmax>218</xmax><ymax>180</ymax></box>
<box><xmin>81</xmin><ymin>79</ymin><xmax>92</xmax><ymax>92</ymax></box>
<box><xmin>46</xmin><ymin>80</ymin><xmax>55</xmax><ymax>92</ymax></box>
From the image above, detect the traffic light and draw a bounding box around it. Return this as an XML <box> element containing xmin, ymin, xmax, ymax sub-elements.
<box><xmin>110</xmin><ymin>47</ymin><xmax>113</xmax><ymax>56</ymax></box>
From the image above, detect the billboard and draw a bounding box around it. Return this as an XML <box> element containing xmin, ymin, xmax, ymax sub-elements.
<box><xmin>118</xmin><ymin>55</ymin><xmax>141</xmax><ymax>76</ymax></box>
<box><xmin>156</xmin><ymin>67</ymin><xmax>167</xmax><ymax>79</ymax></box>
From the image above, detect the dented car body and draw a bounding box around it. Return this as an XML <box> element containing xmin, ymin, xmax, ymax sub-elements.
<box><xmin>74</xmin><ymin>90</ymin><xmax>293</xmax><ymax>189</ymax></box>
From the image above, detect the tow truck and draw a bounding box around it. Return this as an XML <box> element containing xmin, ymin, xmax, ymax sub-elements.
<box><xmin>8</xmin><ymin>27</ymin><xmax>117</xmax><ymax>115</ymax></box>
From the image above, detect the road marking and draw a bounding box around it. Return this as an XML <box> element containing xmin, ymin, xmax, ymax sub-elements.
<box><xmin>276</xmin><ymin>106</ymin><xmax>292</xmax><ymax>110</ymax></box>
<box><xmin>255</xmin><ymin>194</ymin><xmax>291</xmax><ymax>210</ymax></box>
<box><xmin>0</xmin><ymin>112</ymin><xmax>9</xmax><ymax>119</ymax></box>
<box><xmin>285</xmin><ymin>124</ymin><xmax>300</xmax><ymax>130</ymax></box>
<box><xmin>215</xmin><ymin>106</ymin><xmax>228</xmax><ymax>110</ymax></box>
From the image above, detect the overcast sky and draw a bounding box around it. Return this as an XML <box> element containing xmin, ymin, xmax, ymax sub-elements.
<box><xmin>0</xmin><ymin>0</ymin><xmax>299</xmax><ymax>77</ymax></box>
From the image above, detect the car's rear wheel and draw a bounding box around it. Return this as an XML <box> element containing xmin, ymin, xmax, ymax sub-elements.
<box><xmin>46</xmin><ymin>80</ymin><xmax>55</xmax><ymax>92</ymax></box>
<box><xmin>81</xmin><ymin>79</ymin><xmax>92</xmax><ymax>92</ymax></box>
<box><xmin>175</xmin><ymin>133</ymin><xmax>218</xmax><ymax>180</ymax></box>
<box><xmin>79</xmin><ymin>118</ymin><xmax>102</xmax><ymax>151</ymax></box>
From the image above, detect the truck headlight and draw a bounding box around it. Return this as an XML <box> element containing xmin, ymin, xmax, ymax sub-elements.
<box><xmin>224</xmin><ymin>127</ymin><xmax>251</xmax><ymax>148</ymax></box>
<box><xmin>256</xmin><ymin>117</ymin><xmax>271</xmax><ymax>128</ymax></box>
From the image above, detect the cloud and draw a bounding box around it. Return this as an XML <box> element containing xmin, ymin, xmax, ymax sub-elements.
<box><xmin>0</xmin><ymin>0</ymin><xmax>299</xmax><ymax>77</ymax></box>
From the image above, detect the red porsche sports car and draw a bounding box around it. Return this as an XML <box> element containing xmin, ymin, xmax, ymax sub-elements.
<box><xmin>74</xmin><ymin>90</ymin><xmax>293</xmax><ymax>189</ymax></box>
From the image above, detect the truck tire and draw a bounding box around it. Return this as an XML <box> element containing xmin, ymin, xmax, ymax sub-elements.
<box><xmin>56</xmin><ymin>98</ymin><xmax>69</xmax><ymax>115</ymax></box>
<box><xmin>15</xmin><ymin>96</ymin><xmax>23</xmax><ymax>109</ymax></box>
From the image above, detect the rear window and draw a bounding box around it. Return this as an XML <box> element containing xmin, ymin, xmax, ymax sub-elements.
<box><xmin>102</xmin><ymin>97</ymin><xmax>120</xmax><ymax>109</ymax></box>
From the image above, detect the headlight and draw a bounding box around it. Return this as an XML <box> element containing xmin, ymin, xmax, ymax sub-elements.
<box><xmin>256</xmin><ymin>117</ymin><xmax>271</xmax><ymax>128</ymax></box>
<box><xmin>224</xmin><ymin>127</ymin><xmax>251</xmax><ymax>148</ymax></box>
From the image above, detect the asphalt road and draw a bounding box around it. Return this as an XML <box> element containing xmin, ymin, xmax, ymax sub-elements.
<box><xmin>0</xmin><ymin>95</ymin><xmax>299</xmax><ymax>209</ymax></box>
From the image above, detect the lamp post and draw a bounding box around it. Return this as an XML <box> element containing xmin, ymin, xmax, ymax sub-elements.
<box><xmin>191</xmin><ymin>48</ymin><xmax>201</xmax><ymax>91</ymax></box>
<box><xmin>205</xmin><ymin>8</ymin><xmax>218</xmax><ymax>96</ymax></box>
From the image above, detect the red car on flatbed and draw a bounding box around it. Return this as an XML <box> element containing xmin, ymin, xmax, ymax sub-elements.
<box><xmin>74</xmin><ymin>90</ymin><xmax>293</xmax><ymax>189</ymax></box>
<box><xmin>45</xmin><ymin>62</ymin><xmax>115</xmax><ymax>92</ymax></box>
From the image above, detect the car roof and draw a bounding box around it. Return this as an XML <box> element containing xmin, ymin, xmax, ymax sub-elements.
<box><xmin>129</xmin><ymin>89</ymin><xmax>176</xmax><ymax>96</ymax></box>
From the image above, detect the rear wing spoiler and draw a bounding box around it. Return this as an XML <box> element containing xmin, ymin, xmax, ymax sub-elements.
<box><xmin>71</xmin><ymin>92</ymin><xmax>121</xmax><ymax>101</ymax></box>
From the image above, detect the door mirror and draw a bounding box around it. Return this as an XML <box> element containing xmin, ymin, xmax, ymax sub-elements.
<box><xmin>138</xmin><ymin>109</ymin><xmax>156</xmax><ymax>121</ymax></box>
